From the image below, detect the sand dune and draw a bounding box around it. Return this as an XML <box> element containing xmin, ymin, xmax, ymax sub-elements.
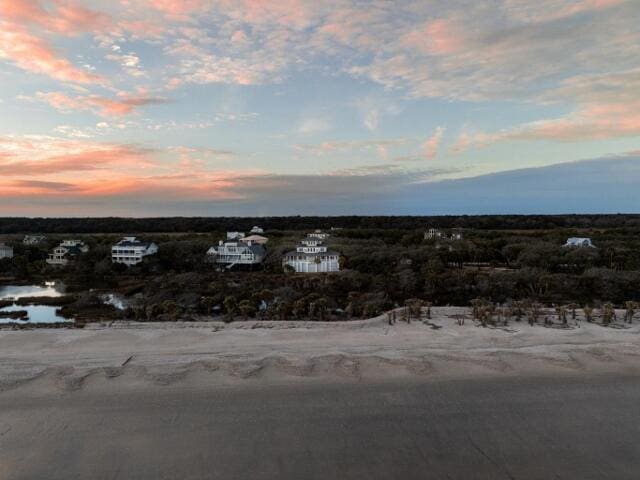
<box><xmin>1</xmin><ymin>308</ymin><xmax>639</xmax><ymax>394</ymax></box>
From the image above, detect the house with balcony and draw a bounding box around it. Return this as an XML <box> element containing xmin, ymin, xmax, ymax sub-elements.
<box><xmin>282</xmin><ymin>237</ymin><xmax>340</xmax><ymax>273</ymax></box>
<box><xmin>207</xmin><ymin>239</ymin><xmax>265</xmax><ymax>269</ymax></box>
<box><xmin>47</xmin><ymin>240</ymin><xmax>89</xmax><ymax>266</ymax></box>
<box><xmin>111</xmin><ymin>237</ymin><xmax>158</xmax><ymax>266</ymax></box>
<box><xmin>0</xmin><ymin>243</ymin><xmax>13</xmax><ymax>259</ymax></box>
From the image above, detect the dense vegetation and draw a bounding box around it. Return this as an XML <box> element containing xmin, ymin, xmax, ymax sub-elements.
<box><xmin>2</xmin><ymin>215</ymin><xmax>640</xmax><ymax>323</ymax></box>
<box><xmin>2</xmin><ymin>214</ymin><xmax>640</xmax><ymax>234</ymax></box>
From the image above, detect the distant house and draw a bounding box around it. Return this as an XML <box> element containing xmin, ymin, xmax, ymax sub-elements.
<box><xmin>240</xmin><ymin>234</ymin><xmax>269</xmax><ymax>245</ymax></box>
<box><xmin>23</xmin><ymin>235</ymin><xmax>46</xmax><ymax>245</ymax></box>
<box><xmin>226</xmin><ymin>231</ymin><xmax>245</xmax><ymax>240</ymax></box>
<box><xmin>425</xmin><ymin>228</ymin><xmax>463</xmax><ymax>241</ymax></box>
<box><xmin>424</xmin><ymin>228</ymin><xmax>444</xmax><ymax>240</ymax></box>
<box><xmin>207</xmin><ymin>240</ymin><xmax>265</xmax><ymax>268</ymax></box>
<box><xmin>282</xmin><ymin>237</ymin><xmax>340</xmax><ymax>273</ymax></box>
<box><xmin>307</xmin><ymin>229</ymin><xmax>330</xmax><ymax>240</ymax></box>
<box><xmin>47</xmin><ymin>240</ymin><xmax>89</xmax><ymax>266</ymax></box>
<box><xmin>250</xmin><ymin>226</ymin><xmax>264</xmax><ymax>234</ymax></box>
<box><xmin>0</xmin><ymin>243</ymin><xmax>13</xmax><ymax>259</ymax></box>
<box><xmin>564</xmin><ymin>237</ymin><xmax>595</xmax><ymax>248</ymax></box>
<box><xmin>111</xmin><ymin>237</ymin><xmax>158</xmax><ymax>266</ymax></box>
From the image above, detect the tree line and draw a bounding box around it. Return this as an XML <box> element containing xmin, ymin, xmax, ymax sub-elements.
<box><xmin>2</xmin><ymin>214</ymin><xmax>640</xmax><ymax>234</ymax></box>
<box><xmin>2</xmin><ymin>222</ymin><xmax>640</xmax><ymax>322</ymax></box>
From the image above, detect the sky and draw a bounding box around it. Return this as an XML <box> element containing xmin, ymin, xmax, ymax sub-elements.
<box><xmin>0</xmin><ymin>0</ymin><xmax>639</xmax><ymax>216</ymax></box>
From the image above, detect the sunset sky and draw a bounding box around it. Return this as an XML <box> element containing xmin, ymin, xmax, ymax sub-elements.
<box><xmin>1</xmin><ymin>0</ymin><xmax>639</xmax><ymax>216</ymax></box>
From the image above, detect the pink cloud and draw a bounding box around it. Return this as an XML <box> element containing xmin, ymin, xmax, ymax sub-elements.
<box><xmin>148</xmin><ymin>0</ymin><xmax>206</xmax><ymax>16</ymax></box>
<box><xmin>0</xmin><ymin>21</ymin><xmax>102</xmax><ymax>84</ymax></box>
<box><xmin>452</xmin><ymin>101</ymin><xmax>640</xmax><ymax>152</ymax></box>
<box><xmin>401</xmin><ymin>19</ymin><xmax>464</xmax><ymax>56</ymax></box>
<box><xmin>504</xmin><ymin>0</ymin><xmax>626</xmax><ymax>23</ymax></box>
<box><xmin>231</xmin><ymin>0</ymin><xmax>313</xmax><ymax>29</ymax></box>
<box><xmin>452</xmin><ymin>68</ymin><xmax>640</xmax><ymax>151</ymax></box>
<box><xmin>34</xmin><ymin>91</ymin><xmax>85</xmax><ymax>112</ymax></box>
<box><xmin>0</xmin><ymin>137</ymin><xmax>156</xmax><ymax>175</ymax></box>
<box><xmin>0</xmin><ymin>172</ymin><xmax>250</xmax><ymax>201</ymax></box>
<box><xmin>231</xmin><ymin>29</ymin><xmax>249</xmax><ymax>45</ymax></box>
<box><xmin>0</xmin><ymin>134</ymin><xmax>254</xmax><ymax>204</ymax></box>
<box><xmin>28</xmin><ymin>91</ymin><xmax>169</xmax><ymax>116</ymax></box>
<box><xmin>423</xmin><ymin>127</ymin><xmax>445</xmax><ymax>159</ymax></box>
<box><xmin>0</xmin><ymin>0</ymin><xmax>111</xmax><ymax>35</ymax></box>
<box><xmin>295</xmin><ymin>139</ymin><xmax>406</xmax><ymax>157</ymax></box>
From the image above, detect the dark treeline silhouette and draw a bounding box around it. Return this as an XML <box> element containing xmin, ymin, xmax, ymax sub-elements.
<box><xmin>2</xmin><ymin>214</ymin><xmax>640</xmax><ymax>234</ymax></box>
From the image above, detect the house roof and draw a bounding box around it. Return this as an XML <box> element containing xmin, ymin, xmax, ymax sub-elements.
<box><xmin>284</xmin><ymin>250</ymin><xmax>339</xmax><ymax>258</ymax></box>
<box><xmin>66</xmin><ymin>246</ymin><xmax>84</xmax><ymax>256</ymax></box>
<box><xmin>114</xmin><ymin>238</ymin><xmax>154</xmax><ymax>248</ymax></box>
<box><xmin>241</xmin><ymin>234</ymin><xmax>268</xmax><ymax>242</ymax></box>
<box><xmin>56</xmin><ymin>245</ymin><xmax>83</xmax><ymax>256</ymax></box>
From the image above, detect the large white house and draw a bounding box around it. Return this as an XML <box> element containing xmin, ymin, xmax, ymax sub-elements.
<box><xmin>207</xmin><ymin>240</ymin><xmax>265</xmax><ymax>268</ymax></box>
<box><xmin>47</xmin><ymin>240</ymin><xmax>89</xmax><ymax>266</ymax></box>
<box><xmin>0</xmin><ymin>243</ymin><xmax>13</xmax><ymax>259</ymax></box>
<box><xmin>282</xmin><ymin>237</ymin><xmax>340</xmax><ymax>273</ymax></box>
<box><xmin>564</xmin><ymin>237</ymin><xmax>595</xmax><ymax>248</ymax></box>
<box><xmin>111</xmin><ymin>237</ymin><xmax>158</xmax><ymax>266</ymax></box>
<box><xmin>250</xmin><ymin>226</ymin><xmax>264</xmax><ymax>234</ymax></box>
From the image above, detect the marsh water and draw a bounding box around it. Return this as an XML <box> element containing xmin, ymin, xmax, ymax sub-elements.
<box><xmin>0</xmin><ymin>283</ymin><xmax>70</xmax><ymax>324</ymax></box>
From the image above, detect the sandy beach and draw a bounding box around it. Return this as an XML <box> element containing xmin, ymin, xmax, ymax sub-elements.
<box><xmin>2</xmin><ymin>308</ymin><xmax>640</xmax><ymax>479</ymax></box>
<box><xmin>1</xmin><ymin>308</ymin><xmax>639</xmax><ymax>392</ymax></box>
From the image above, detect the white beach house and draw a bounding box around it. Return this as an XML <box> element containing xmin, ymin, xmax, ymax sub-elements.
<box><xmin>207</xmin><ymin>240</ymin><xmax>265</xmax><ymax>268</ymax></box>
<box><xmin>564</xmin><ymin>237</ymin><xmax>595</xmax><ymax>248</ymax></box>
<box><xmin>282</xmin><ymin>237</ymin><xmax>340</xmax><ymax>273</ymax></box>
<box><xmin>46</xmin><ymin>240</ymin><xmax>89</xmax><ymax>266</ymax></box>
<box><xmin>0</xmin><ymin>243</ymin><xmax>13</xmax><ymax>259</ymax></box>
<box><xmin>111</xmin><ymin>237</ymin><xmax>158</xmax><ymax>266</ymax></box>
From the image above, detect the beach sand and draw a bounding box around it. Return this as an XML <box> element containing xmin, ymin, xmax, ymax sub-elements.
<box><xmin>1</xmin><ymin>307</ymin><xmax>639</xmax><ymax>392</ymax></box>
<box><xmin>2</xmin><ymin>308</ymin><xmax>640</xmax><ymax>479</ymax></box>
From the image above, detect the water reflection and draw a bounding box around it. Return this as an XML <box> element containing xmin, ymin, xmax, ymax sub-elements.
<box><xmin>0</xmin><ymin>304</ymin><xmax>70</xmax><ymax>324</ymax></box>
<box><xmin>0</xmin><ymin>282</ymin><xmax>70</xmax><ymax>324</ymax></box>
